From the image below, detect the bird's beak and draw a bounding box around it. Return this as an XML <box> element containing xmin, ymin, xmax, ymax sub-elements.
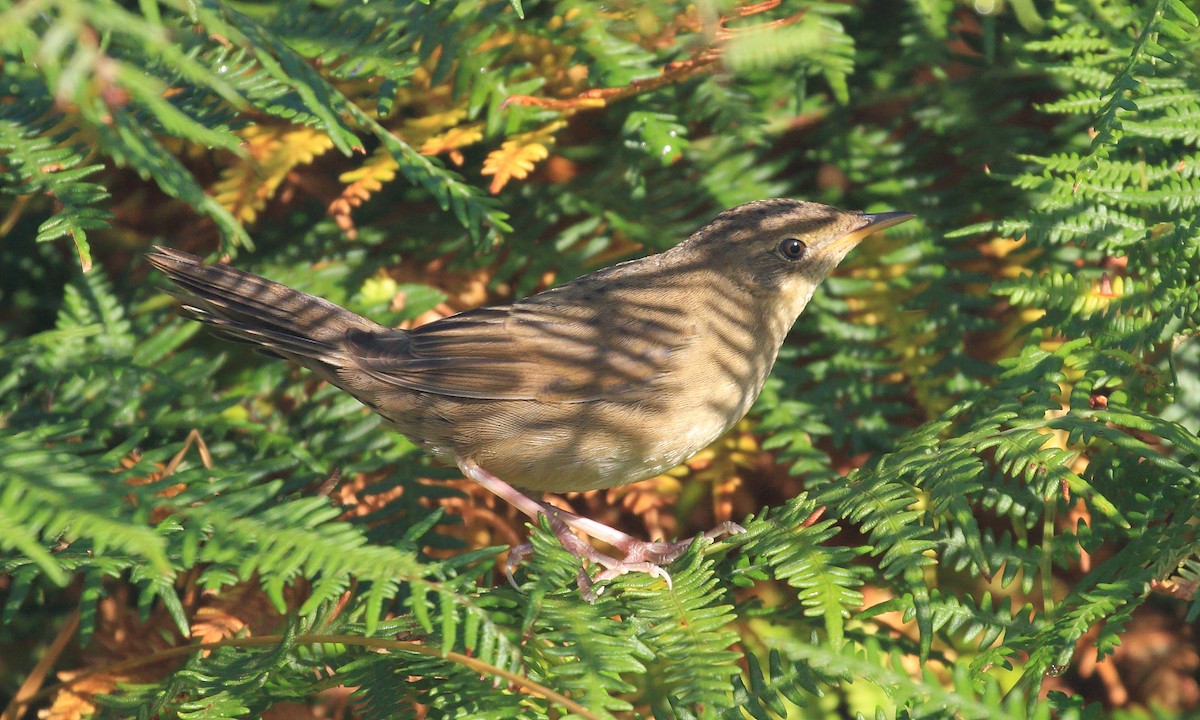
<box><xmin>828</xmin><ymin>211</ymin><xmax>915</xmax><ymax>255</ymax></box>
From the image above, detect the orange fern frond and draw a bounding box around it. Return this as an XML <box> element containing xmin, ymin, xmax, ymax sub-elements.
<box><xmin>420</xmin><ymin>123</ymin><xmax>484</xmax><ymax>166</ymax></box>
<box><xmin>480</xmin><ymin>122</ymin><xmax>564</xmax><ymax>194</ymax></box>
<box><xmin>397</xmin><ymin>107</ymin><xmax>469</xmax><ymax>148</ymax></box>
<box><xmin>45</xmin><ymin>673</ymin><xmax>117</xmax><ymax>720</ymax></box>
<box><xmin>505</xmin><ymin>1</ymin><xmax>804</xmax><ymax>111</ymax></box>
<box><xmin>329</xmin><ymin>147</ymin><xmax>399</xmax><ymax>238</ymax></box>
<box><xmin>212</xmin><ymin>125</ymin><xmax>335</xmax><ymax>225</ymax></box>
<box><xmin>481</xmin><ymin>139</ymin><xmax>549</xmax><ymax>194</ymax></box>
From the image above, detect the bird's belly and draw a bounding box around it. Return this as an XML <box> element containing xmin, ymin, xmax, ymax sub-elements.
<box><xmin>395</xmin><ymin>395</ymin><xmax>741</xmax><ymax>493</ymax></box>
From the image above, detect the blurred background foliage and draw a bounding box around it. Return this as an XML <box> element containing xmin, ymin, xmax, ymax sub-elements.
<box><xmin>1</xmin><ymin>0</ymin><xmax>1199</xmax><ymax>717</ymax></box>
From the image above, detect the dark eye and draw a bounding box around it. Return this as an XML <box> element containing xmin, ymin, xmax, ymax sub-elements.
<box><xmin>778</xmin><ymin>237</ymin><xmax>807</xmax><ymax>261</ymax></box>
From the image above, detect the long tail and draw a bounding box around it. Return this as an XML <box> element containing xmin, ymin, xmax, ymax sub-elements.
<box><xmin>146</xmin><ymin>246</ymin><xmax>388</xmax><ymax>378</ymax></box>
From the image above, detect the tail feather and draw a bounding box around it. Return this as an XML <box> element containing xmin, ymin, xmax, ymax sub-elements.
<box><xmin>146</xmin><ymin>246</ymin><xmax>387</xmax><ymax>373</ymax></box>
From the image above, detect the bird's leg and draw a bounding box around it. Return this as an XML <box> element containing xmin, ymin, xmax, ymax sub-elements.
<box><xmin>457</xmin><ymin>457</ymin><xmax>547</xmax><ymax>520</ymax></box>
<box><xmin>538</xmin><ymin>503</ymin><xmax>745</xmax><ymax>600</ymax></box>
<box><xmin>537</xmin><ymin>502</ymin><xmax>745</xmax><ymax>565</ymax></box>
<box><xmin>456</xmin><ymin>458</ymin><xmax>639</xmax><ymax>583</ymax></box>
<box><xmin>458</xmin><ymin>458</ymin><xmax>742</xmax><ymax>599</ymax></box>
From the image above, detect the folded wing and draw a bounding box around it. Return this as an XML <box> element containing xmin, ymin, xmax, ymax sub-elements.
<box><xmin>344</xmin><ymin>300</ymin><xmax>695</xmax><ymax>404</ymax></box>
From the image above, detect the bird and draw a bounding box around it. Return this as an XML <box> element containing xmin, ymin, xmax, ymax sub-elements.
<box><xmin>147</xmin><ymin>199</ymin><xmax>913</xmax><ymax>598</ymax></box>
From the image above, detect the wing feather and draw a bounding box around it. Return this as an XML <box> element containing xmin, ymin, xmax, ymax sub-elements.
<box><xmin>343</xmin><ymin>301</ymin><xmax>695</xmax><ymax>403</ymax></box>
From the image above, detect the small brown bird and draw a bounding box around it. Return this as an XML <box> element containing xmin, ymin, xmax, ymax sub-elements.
<box><xmin>148</xmin><ymin>199</ymin><xmax>912</xmax><ymax>597</ymax></box>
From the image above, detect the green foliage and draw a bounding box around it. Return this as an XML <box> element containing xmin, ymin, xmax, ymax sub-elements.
<box><xmin>2</xmin><ymin>0</ymin><xmax>1200</xmax><ymax>718</ymax></box>
<box><xmin>0</xmin><ymin>92</ymin><xmax>111</xmax><ymax>270</ymax></box>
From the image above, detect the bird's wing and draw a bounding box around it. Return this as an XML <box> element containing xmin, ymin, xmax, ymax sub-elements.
<box><xmin>341</xmin><ymin>300</ymin><xmax>696</xmax><ymax>403</ymax></box>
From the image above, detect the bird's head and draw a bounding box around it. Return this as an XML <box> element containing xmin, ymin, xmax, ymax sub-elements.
<box><xmin>680</xmin><ymin>198</ymin><xmax>913</xmax><ymax>321</ymax></box>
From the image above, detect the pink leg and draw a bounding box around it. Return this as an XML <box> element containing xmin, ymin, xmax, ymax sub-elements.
<box><xmin>457</xmin><ymin>457</ymin><xmax>744</xmax><ymax>600</ymax></box>
<box><xmin>457</xmin><ymin>457</ymin><xmax>546</xmax><ymax>520</ymax></box>
<box><xmin>539</xmin><ymin>504</ymin><xmax>745</xmax><ymax>564</ymax></box>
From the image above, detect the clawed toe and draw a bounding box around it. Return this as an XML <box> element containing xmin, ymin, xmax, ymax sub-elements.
<box><xmin>581</xmin><ymin>560</ymin><xmax>673</xmax><ymax>602</ymax></box>
<box><xmin>705</xmin><ymin>520</ymin><xmax>747</xmax><ymax>540</ymax></box>
<box><xmin>505</xmin><ymin>543</ymin><xmax>534</xmax><ymax>589</ymax></box>
<box><xmin>574</xmin><ymin>524</ymin><xmax>744</xmax><ymax>601</ymax></box>
<box><xmin>507</xmin><ymin>528</ymin><xmax>706</xmax><ymax>601</ymax></box>
<box><xmin>496</xmin><ymin>489</ymin><xmax>743</xmax><ymax>601</ymax></box>
<box><xmin>611</xmin><ymin>521</ymin><xmax>747</xmax><ymax>565</ymax></box>
<box><xmin>593</xmin><ymin>560</ymin><xmax>673</xmax><ymax>588</ymax></box>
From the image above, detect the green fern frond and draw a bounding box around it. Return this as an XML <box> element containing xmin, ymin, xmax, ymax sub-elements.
<box><xmin>617</xmin><ymin>545</ymin><xmax>741</xmax><ymax>713</ymax></box>
<box><xmin>0</xmin><ymin>422</ymin><xmax>172</xmax><ymax>585</ymax></box>
<box><xmin>738</xmin><ymin>495</ymin><xmax>865</xmax><ymax>648</ymax></box>
<box><xmin>0</xmin><ymin>90</ymin><xmax>110</xmax><ymax>269</ymax></box>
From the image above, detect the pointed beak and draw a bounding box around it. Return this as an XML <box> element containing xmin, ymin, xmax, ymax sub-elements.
<box><xmin>861</xmin><ymin>211</ymin><xmax>916</xmax><ymax>231</ymax></box>
<box><xmin>827</xmin><ymin>210</ymin><xmax>915</xmax><ymax>255</ymax></box>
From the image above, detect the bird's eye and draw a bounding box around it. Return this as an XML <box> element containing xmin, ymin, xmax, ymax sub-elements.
<box><xmin>778</xmin><ymin>237</ymin><xmax>807</xmax><ymax>261</ymax></box>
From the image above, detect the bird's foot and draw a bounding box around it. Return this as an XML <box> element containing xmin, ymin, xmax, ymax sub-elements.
<box><xmin>598</xmin><ymin>520</ymin><xmax>747</xmax><ymax>564</ymax></box>
<box><xmin>505</xmin><ymin>512</ymin><xmax>676</xmax><ymax>601</ymax></box>
<box><xmin>527</xmin><ymin>506</ymin><xmax>745</xmax><ymax>601</ymax></box>
<box><xmin>538</xmin><ymin>502</ymin><xmax>745</xmax><ymax>560</ymax></box>
<box><xmin>502</xmin><ymin>512</ymin><xmax>745</xmax><ymax>600</ymax></box>
<box><xmin>568</xmin><ymin>519</ymin><xmax>746</xmax><ymax>601</ymax></box>
<box><xmin>505</xmin><ymin>543</ymin><xmax>534</xmax><ymax>590</ymax></box>
<box><xmin>459</xmin><ymin>457</ymin><xmax>745</xmax><ymax>601</ymax></box>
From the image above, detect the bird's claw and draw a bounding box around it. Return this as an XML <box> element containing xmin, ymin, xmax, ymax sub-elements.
<box><xmin>581</xmin><ymin>560</ymin><xmax>673</xmax><ymax>602</ymax></box>
<box><xmin>505</xmin><ymin>542</ymin><xmax>534</xmax><ymax>590</ymax></box>
<box><xmin>705</xmin><ymin>521</ymin><xmax>747</xmax><ymax>541</ymax></box>
<box><xmin>503</xmin><ymin>509</ymin><xmax>745</xmax><ymax>602</ymax></box>
<box><xmin>576</xmin><ymin>522</ymin><xmax>747</xmax><ymax>601</ymax></box>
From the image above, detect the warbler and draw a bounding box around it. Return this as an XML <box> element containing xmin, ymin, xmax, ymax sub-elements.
<box><xmin>148</xmin><ymin>199</ymin><xmax>912</xmax><ymax>596</ymax></box>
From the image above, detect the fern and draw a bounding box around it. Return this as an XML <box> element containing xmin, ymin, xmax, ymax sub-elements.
<box><xmin>0</xmin><ymin>87</ymin><xmax>110</xmax><ymax>270</ymax></box>
<box><xmin>4</xmin><ymin>0</ymin><xmax>1200</xmax><ymax>717</ymax></box>
<box><xmin>616</xmin><ymin>545</ymin><xmax>741</xmax><ymax>714</ymax></box>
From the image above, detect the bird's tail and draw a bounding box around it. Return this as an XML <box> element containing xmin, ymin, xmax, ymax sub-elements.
<box><xmin>146</xmin><ymin>246</ymin><xmax>386</xmax><ymax>376</ymax></box>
